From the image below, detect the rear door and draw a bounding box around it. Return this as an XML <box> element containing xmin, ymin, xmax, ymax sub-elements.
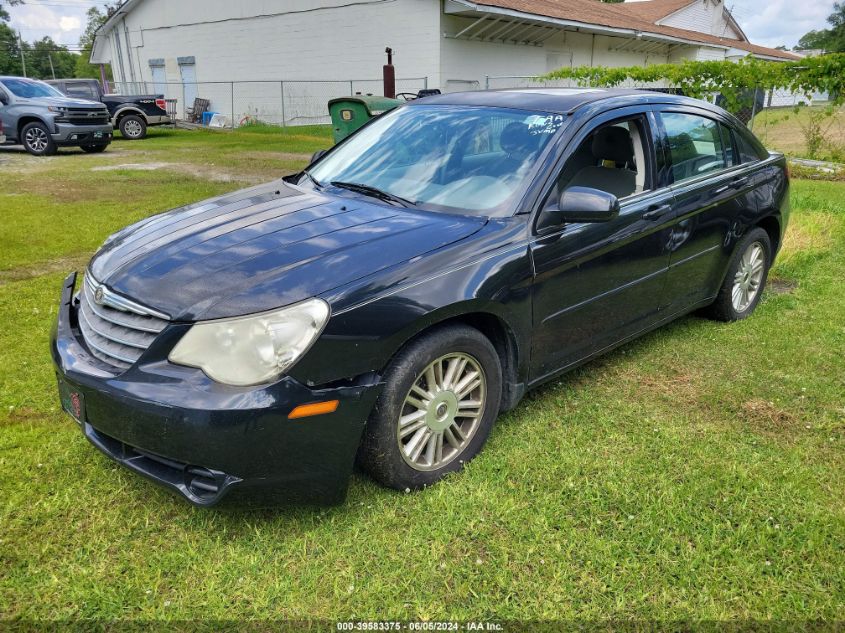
<box><xmin>655</xmin><ymin>107</ymin><xmax>759</xmax><ymax>314</ymax></box>
<box><xmin>529</xmin><ymin>106</ymin><xmax>674</xmax><ymax>382</ymax></box>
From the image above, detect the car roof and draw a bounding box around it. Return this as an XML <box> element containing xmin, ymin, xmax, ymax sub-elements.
<box><xmin>0</xmin><ymin>76</ymin><xmax>52</xmax><ymax>84</ymax></box>
<box><xmin>410</xmin><ymin>87</ymin><xmax>709</xmax><ymax>115</ymax></box>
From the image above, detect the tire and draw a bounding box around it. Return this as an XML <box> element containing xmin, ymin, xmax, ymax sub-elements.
<box><xmin>359</xmin><ymin>324</ymin><xmax>502</xmax><ymax>490</ymax></box>
<box><xmin>119</xmin><ymin>114</ymin><xmax>147</xmax><ymax>140</ymax></box>
<box><xmin>80</xmin><ymin>144</ymin><xmax>108</xmax><ymax>153</ymax></box>
<box><xmin>21</xmin><ymin>121</ymin><xmax>57</xmax><ymax>156</ymax></box>
<box><xmin>702</xmin><ymin>227</ymin><xmax>772</xmax><ymax>322</ymax></box>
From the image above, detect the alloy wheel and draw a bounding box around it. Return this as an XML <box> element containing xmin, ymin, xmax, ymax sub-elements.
<box><xmin>732</xmin><ymin>241</ymin><xmax>765</xmax><ymax>312</ymax></box>
<box><xmin>24</xmin><ymin>127</ymin><xmax>48</xmax><ymax>152</ymax></box>
<box><xmin>397</xmin><ymin>352</ymin><xmax>486</xmax><ymax>471</ymax></box>
<box><xmin>123</xmin><ymin>119</ymin><xmax>143</xmax><ymax>137</ymax></box>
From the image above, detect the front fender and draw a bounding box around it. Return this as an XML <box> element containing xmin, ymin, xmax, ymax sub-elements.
<box><xmin>289</xmin><ymin>227</ymin><xmax>533</xmax><ymax>388</ymax></box>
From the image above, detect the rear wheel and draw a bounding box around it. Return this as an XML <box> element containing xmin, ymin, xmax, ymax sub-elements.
<box><xmin>119</xmin><ymin>114</ymin><xmax>147</xmax><ymax>140</ymax></box>
<box><xmin>359</xmin><ymin>325</ymin><xmax>502</xmax><ymax>490</ymax></box>
<box><xmin>702</xmin><ymin>227</ymin><xmax>772</xmax><ymax>322</ymax></box>
<box><xmin>80</xmin><ymin>144</ymin><xmax>108</xmax><ymax>153</ymax></box>
<box><xmin>21</xmin><ymin>121</ymin><xmax>57</xmax><ymax>156</ymax></box>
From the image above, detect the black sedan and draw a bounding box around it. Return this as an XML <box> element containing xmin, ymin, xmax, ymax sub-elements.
<box><xmin>51</xmin><ymin>88</ymin><xmax>789</xmax><ymax>506</ymax></box>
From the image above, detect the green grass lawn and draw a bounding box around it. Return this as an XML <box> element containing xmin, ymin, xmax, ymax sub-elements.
<box><xmin>753</xmin><ymin>105</ymin><xmax>845</xmax><ymax>162</ymax></box>
<box><xmin>1</xmin><ymin>128</ymin><xmax>844</xmax><ymax>622</ymax></box>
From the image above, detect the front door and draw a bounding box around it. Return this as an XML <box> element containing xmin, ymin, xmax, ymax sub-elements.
<box><xmin>529</xmin><ymin>109</ymin><xmax>673</xmax><ymax>382</ymax></box>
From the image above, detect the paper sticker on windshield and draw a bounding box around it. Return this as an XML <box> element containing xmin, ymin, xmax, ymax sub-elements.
<box><xmin>526</xmin><ymin>114</ymin><xmax>565</xmax><ymax>136</ymax></box>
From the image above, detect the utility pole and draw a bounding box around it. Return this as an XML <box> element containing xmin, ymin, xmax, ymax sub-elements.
<box><xmin>18</xmin><ymin>31</ymin><xmax>26</xmax><ymax>77</ymax></box>
<box><xmin>48</xmin><ymin>53</ymin><xmax>55</xmax><ymax>79</ymax></box>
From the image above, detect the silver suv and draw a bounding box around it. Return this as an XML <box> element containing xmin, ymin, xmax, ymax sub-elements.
<box><xmin>0</xmin><ymin>76</ymin><xmax>113</xmax><ymax>156</ymax></box>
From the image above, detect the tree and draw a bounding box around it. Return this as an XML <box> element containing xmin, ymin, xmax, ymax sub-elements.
<box><xmin>0</xmin><ymin>21</ymin><xmax>22</xmax><ymax>75</ymax></box>
<box><xmin>1</xmin><ymin>0</ymin><xmax>23</xmax><ymax>23</ymax></box>
<box><xmin>75</xmin><ymin>4</ymin><xmax>115</xmax><ymax>79</ymax></box>
<box><xmin>825</xmin><ymin>2</ymin><xmax>845</xmax><ymax>52</ymax></box>
<box><xmin>796</xmin><ymin>30</ymin><xmax>830</xmax><ymax>51</ymax></box>
<box><xmin>0</xmin><ymin>0</ymin><xmax>22</xmax><ymax>75</ymax></box>
<box><xmin>0</xmin><ymin>0</ymin><xmax>23</xmax><ymax>19</ymax></box>
<box><xmin>25</xmin><ymin>37</ymin><xmax>77</xmax><ymax>79</ymax></box>
<box><xmin>796</xmin><ymin>3</ymin><xmax>845</xmax><ymax>52</ymax></box>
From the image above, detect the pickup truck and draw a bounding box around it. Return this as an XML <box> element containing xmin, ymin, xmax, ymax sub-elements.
<box><xmin>0</xmin><ymin>76</ymin><xmax>112</xmax><ymax>156</ymax></box>
<box><xmin>47</xmin><ymin>78</ymin><xmax>170</xmax><ymax>140</ymax></box>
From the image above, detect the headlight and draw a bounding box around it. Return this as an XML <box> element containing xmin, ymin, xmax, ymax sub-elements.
<box><xmin>47</xmin><ymin>106</ymin><xmax>67</xmax><ymax>113</ymax></box>
<box><xmin>168</xmin><ymin>298</ymin><xmax>330</xmax><ymax>386</ymax></box>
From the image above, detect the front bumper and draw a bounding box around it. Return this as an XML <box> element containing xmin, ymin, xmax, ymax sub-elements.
<box><xmin>51</xmin><ymin>272</ymin><xmax>383</xmax><ymax>506</ymax></box>
<box><xmin>53</xmin><ymin>123</ymin><xmax>113</xmax><ymax>146</ymax></box>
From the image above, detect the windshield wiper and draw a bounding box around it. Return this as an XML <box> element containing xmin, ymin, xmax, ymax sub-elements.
<box><xmin>330</xmin><ymin>181</ymin><xmax>413</xmax><ymax>207</ymax></box>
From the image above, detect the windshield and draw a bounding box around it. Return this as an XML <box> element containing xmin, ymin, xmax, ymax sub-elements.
<box><xmin>309</xmin><ymin>105</ymin><xmax>567</xmax><ymax>216</ymax></box>
<box><xmin>0</xmin><ymin>78</ymin><xmax>65</xmax><ymax>99</ymax></box>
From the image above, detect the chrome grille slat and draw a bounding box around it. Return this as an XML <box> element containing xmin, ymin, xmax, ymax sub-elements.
<box><xmin>77</xmin><ymin>275</ymin><xmax>169</xmax><ymax>371</ymax></box>
<box><xmin>79</xmin><ymin>304</ymin><xmax>152</xmax><ymax>350</ymax></box>
<box><xmin>82</xmin><ymin>278</ymin><xmax>167</xmax><ymax>332</ymax></box>
<box><xmin>77</xmin><ymin>315</ymin><xmax>135</xmax><ymax>367</ymax></box>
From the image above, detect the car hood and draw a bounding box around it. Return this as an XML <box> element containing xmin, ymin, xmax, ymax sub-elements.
<box><xmin>89</xmin><ymin>180</ymin><xmax>487</xmax><ymax>321</ymax></box>
<box><xmin>22</xmin><ymin>96</ymin><xmax>105</xmax><ymax>108</ymax></box>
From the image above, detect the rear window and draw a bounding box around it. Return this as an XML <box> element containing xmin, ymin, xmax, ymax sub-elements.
<box><xmin>65</xmin><ymin>82</ymin><xmax>98</xmax><ymax>100</ymax></box>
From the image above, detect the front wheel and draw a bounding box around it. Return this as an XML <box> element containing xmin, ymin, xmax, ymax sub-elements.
<box><xmin>702</xmin><ymin>227</ymin><xmax>772</xmax><ymax>322</ymax></box>
<box><xmin>359</xmin><ymin>325</ymin><xmax>502</xmax><ymax>490</ymax></box>
<box><xmin>21</xmin><ymin>121</ymin><xmax>57</xmax><ymax>156</ymax></box>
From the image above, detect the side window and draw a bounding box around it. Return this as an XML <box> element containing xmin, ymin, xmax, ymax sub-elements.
<box><xmin>554</xmin><ymin>116</ymin><xmax>652</xmax><ymax>201</ymax></box>
<box><xmin>735</xmin><ymin>127</ymin><xmax>767</xmax><ymax>163</ymax></box>
<box><xmin>661</xmin><ymin>112</ymin><xmax>727</xmax><ymax>184</ymax></box>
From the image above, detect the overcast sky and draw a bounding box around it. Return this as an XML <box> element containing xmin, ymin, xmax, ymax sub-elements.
<box><xmin>4</xmin><ymin>0</ymin><xmax>837</xmax><ymax>51</ymax></box>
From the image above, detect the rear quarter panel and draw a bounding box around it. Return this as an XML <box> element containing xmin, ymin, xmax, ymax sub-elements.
<box><xmin>756</xmin><ymin>153</ymin><xmax>790</xmax><ymax>252</ymax></box>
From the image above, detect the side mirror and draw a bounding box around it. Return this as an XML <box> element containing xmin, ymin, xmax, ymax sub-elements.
<box><xmin>0</xmin><ymin>92</ymin><xmax>8</xmax><ymax>106</ymax></box>
<box><xmin>549</xmin><ymin>186</ymin><xmax>620</xmax><ymax>225</ymax></box>
<box><xmin>310</xmin><ymin>149</ymin><xmax>328</xmax><ymax>164</ymax></box>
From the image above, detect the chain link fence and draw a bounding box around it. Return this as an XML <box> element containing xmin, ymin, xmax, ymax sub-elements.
<box><xmin>109</xmin><ymin>77</ymin><xmax>429</xmax><ymax>127</ymax></box>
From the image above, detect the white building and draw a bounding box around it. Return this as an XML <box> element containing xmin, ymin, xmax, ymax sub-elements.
<box><xmin>91</xmin><ymin>0</ymin><xmax>799</xmax><ymax>125</ymax></box>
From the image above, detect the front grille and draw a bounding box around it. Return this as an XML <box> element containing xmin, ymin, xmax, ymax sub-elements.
<box><xmin>56</xmin><ymin>109</ymin><xmax>110</xmax><ymax>125</ymax></box>
<box><xmin>77</xmin><ymin>275</ymin><xmax>169</xmax><ymax>371</ymax></box>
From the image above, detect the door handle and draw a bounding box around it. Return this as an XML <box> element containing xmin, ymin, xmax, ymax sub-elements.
<box><xmin>642</xmin><ymin>203</ymin><xmax>672</xmax><ymax>221</ymax></box>
<box><xmin>731</xmin><ymin>176</ymin><xmax>749</xmax><ymax>187</ymax></box>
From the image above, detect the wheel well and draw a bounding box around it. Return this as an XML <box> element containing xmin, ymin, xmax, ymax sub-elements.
<box><xmin>757</xmin><ymin>215</ymin><xmax>781</xmax><ymax>254</ymax></box>
<box><xmin>394</xmin><ymin>312</ymin><xmax>522</xmax><ymax>412</ymax></box>
<box><xmin>17</xmin><ymin>116</ymin><xmax>45</xmax><ymax>138</ymax></box>
<box><xmin>116</xmin><ymin>110</ymin><xmax>145</xmax><ymax>125</ymax></box>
